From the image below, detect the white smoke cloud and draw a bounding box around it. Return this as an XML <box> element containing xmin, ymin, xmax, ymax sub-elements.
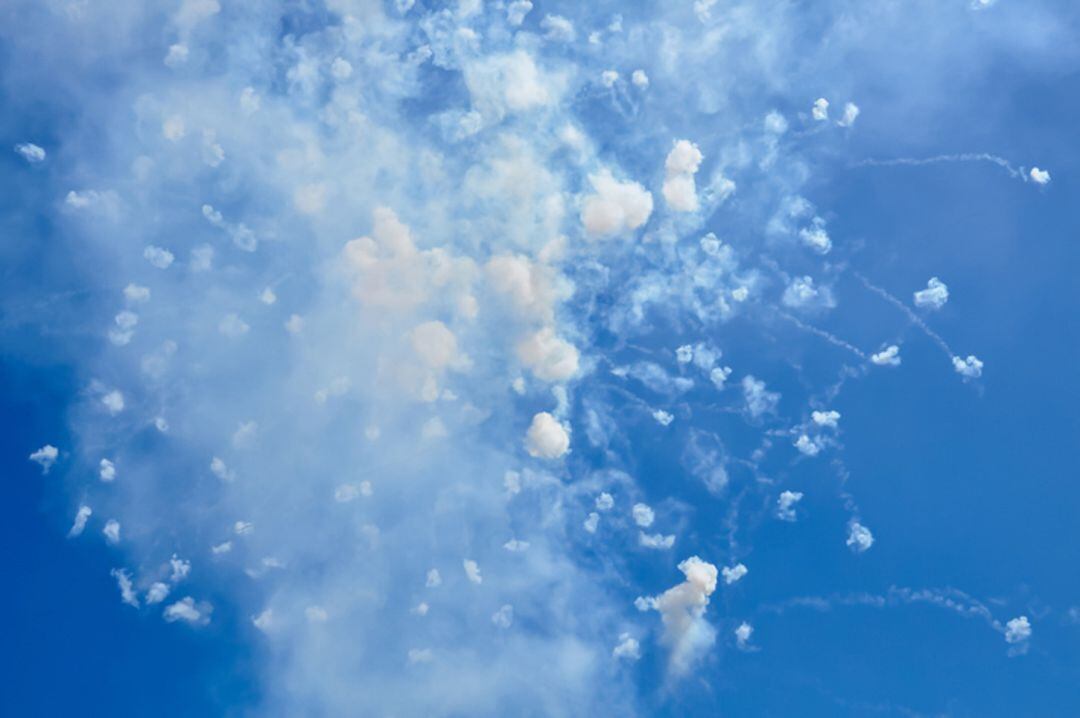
<box><xmin>914</xmin><ymin>277</ymin><xmax>949</xmax><ymax>310</ymax></box>
<box><xmin>4</xmin><ymin>0</ymin><xmax>1039</xmax><ymax>712</ymax></box>
<box><xmin>777</xmin><ymin>491</ymin><xmax>803</xmax><ymax>521</ymax></box>
<box><xmin>68</xmin><ymin>505</ymin><xmax>92</xmax><ymax>537</ymax></box>
<box><xmin>663</xmin><ymin>140</ymin><xmax>704</xmax><ymax>213</ymax></box>
<box><xmin>642</xmin><ymin>556</ymin><xmax>719</xmax><ymax>675</ymax></box>
<box><xmin>722</xmin><ymin>563</ymin><xmax>748</xmax><ymax>585</ymax></box>
<box><xmin>846</xmin><ymin>522</ymin><xmax>875</xmax><ymax>553</ymax></box>
<box><xmin>524</xmin><ymin>412</ymin><xmax>571</xmax><ymax>459</ymax></box>
<box><xmin>581</xmin><ymin>170</ymin><xmax>654</xmax><ymax>239</ymax></box>
<box><xmin>28</xmin><ymin>444</ymin><xmax>59</xmax><ymax>474</ymax></box>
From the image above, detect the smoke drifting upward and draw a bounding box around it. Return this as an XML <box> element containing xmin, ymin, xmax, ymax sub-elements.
<box><xmin>2</xmin><ymin>0</ymin><xmax>1064</xmax><ymax>714</ymax></box>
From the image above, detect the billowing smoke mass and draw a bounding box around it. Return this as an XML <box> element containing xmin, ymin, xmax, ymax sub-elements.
<box><xmin>3</xmin><ymin>1</ymin><xmax>1079</xmax><ymax>715</ymax></box>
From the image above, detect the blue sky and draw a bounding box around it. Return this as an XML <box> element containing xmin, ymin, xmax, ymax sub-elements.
<box><xmin>2</xmin><ymin>1</ymin><xmax>1079</xmax><ymax>715</ymax></box>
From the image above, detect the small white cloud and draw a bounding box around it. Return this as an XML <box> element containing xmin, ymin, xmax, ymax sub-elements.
<box><xmin>812</xmin><ymin>98</ymin><xmax>829</xmax><ymax>121</ymax></box>
<box><xmin>663</xmin><ymin>139</ymin><xmax>705</xmax><ymax>213</ymax></box>
<box><xmin>407</xmin><ymin>648</ymin><xmax>434</xmax><ymax>665</ymax></box>
<box><xmin>111</xmin><ymin>569</ymin><xmax>139</xmax><ymax>607</ymax></box>
<box><xmin>837</xmin><ymin>102</ymin><xmax>860</xmax><ymax>127</ymax></box>
<box><xmin>517</xmin><ymin>328</ymin><xmax>579</xmax><ymax>383</ymax></box>
<box><xmin>68</xmin><ymin>505</ymin><xmax>92</xmax><ymax>537</ymax></box>
<box><xmin>777</xmin><ymin>490</ymin><xmax>803</xmax><ymax>521</ymax></box>
<box><xmin>600</xmin><ymin>70</ymin><xmax>619</xmax><ymax>87</ymax></box>
<box><xmin>164</xmin><ymin>596</ymin><xmax>211</xmax><ymax>625</ymax></box>
<box><xmin>210</xmin><ymin>457</ymin><xmax>235</xmax><ymax>482</ymax></box>
<box><xmin>123</xmin><ymin>284</ymin><xmax>151</xmax><ymax>303</ymax></box>
<box><xmin>219</xmin><ymin>314</ymin><xmax>250</xmax><ymax>338</ymax></box>
<box><xmin>722</xmin><ymin>563</ymin><xmax>748</xmax><ymax>585</ymax></box>
<box><xmin>14</xmin><ymin>142</ymin><xmax>46</xmax><ymax>163</ymax></box>
<box><xmin>811</xmin><ymin>410</ymin><xmax>841</xmax><ymax>428</ymax></box>
<box><xmin>583</xmin><ymin>512</ymin><xmax>600</xmax><ymax>534</ymax></box>
<box><xmin>259</xmin><ymin>287</ymin><xmax>277</xmax><ymax>305</ymax></box>
<box><xmin>211</xmin><ymin>541</ymin><xmax>232</xmax><ymax>555</ymax></box>
<box><xmin>109</xmin><ymin>310</ymin><xmax>139</xmax><ymax>345</ymax></box>
<box><xmin>491</xmin><ymin>604</ymin><xmax>514</xmax><ymax>629</ymax></box>
<box><xmin>146</xmin><ymin>582</ymin><xmax>170</xmax><ymax>605</ymax></box>
<box><xmin>170</xmin><ymin>555</ymin><xmax>191</xmax><ymax>583</ymax></box>
<box><xmin>631</xmin><ymin>69</ymin><xmax>649</xmax><ymax>88</ymax></box>
<box><xmin>334</xmin><ymin>482</ymin><xmax>372</xmax><ymax>503</ymax></box>
<box><xmin>799</xmin><ymin>218</ymin><xmax>832</xmax><ymax>254</ymax></box>
<box><xmin>28</xmin><ymin>444</ymin><xmax>59</xmax><ymax>474</ymax></box>
<box><xmin>1005</xmin><ymin>616</ymin><xmax>1032</xmax><ymax>644</ymax></box>
<box><xmin>794</xmin><ymin>434</ymin><xmax>822</xmax><ymax>457</ymax></box>
<box><xmin>871</xmin><ymin>345</ymin><xmax>901</xmax><ymax>367</ymax></box>
<box><xmin>613</xmin><ymin>633</ymin><xmax>641</xmax><ymax>660</ymax></box>
<box><xmin>102</xmin><ymin>390</ymin><xmax>125</xmax><ymax>415</ymax></box>
<box><xmin>846</xmin><ymin>521</ymin><xmax>874</xmax><ymax>553</ymax></box>
<box><xmin>99</xmin><ymin>458</ymin><xmax>116</xmax><ymax>482</ymax></box>
<box><xmin>464</xmin><ymin>50</ymin><xmax>557</xmax><ymax>116</ymax></box>
<box><xmin>742</xmin><ymin>375</ymin><xmax>779</xmax><ymax>418</ymax></box>
<box><xmin>914</xmin><ymin>277</ymin><xmax>949</xmax><ymax>310</ymax></box>
<box><xmin>103</xmin><ymin>519</ymin><xmax>121</xmax><ymax>545</ymax></box>
<box><xmin>1029</xmin><ymin>167</ymin><xmax>1051</xmax><ymax>185</ymax></box>
<box><xmin>653</xmin><ymin>409</ymin><xmax>674</xmax><ymax>426</ymax></box>
<box><xmin>463</xmin><ymin>559</ymin><xmax>483</xmax><ymax>584</ymax></box>
<box><xmin>633</xmin><ymin>503</ymin><xmax>655</xmax><ymax>528</ymax></box>
<box><xmin>143</xmin><ymin>245</ymin><xmax>175</xmax><ymax>269</ymax></box>
<box><xmin>540</xmin><ymin>14</ymin><xmax>575</xmax><ymax>42</ymax></box>
<box><xmin>639</xmin><ymin>532</ymin><xmax>676</xmax><ymax>549</ymax></box>
<box><xmin>506</xmin><ymin>0</ymin><xmax>532</xmax><ymax>26</ymax></box>
<box><xmin>710</xmin><ymin>366</ymin><xmax>733</xmax><ymax>390</ymax></box>
<box><xmin>581</xmin><ymin>170</ymin><xmax>653</xmax><ymax>239</ymax></box>
<box><xmin>65</xmin><ymin>190</ymin><xmax>115</xmax><ymax>211</ymax></box>
<box><xmin>524</xmin><ymin>412</ymin><xmax>570</xmax><ymax>459</ymax></box>
<box><xmin>234</xmin><ymin>521</ymin><xmax>254</xmax><ymax>535</ymax></box>
<box><xmin>596</xmin><ymin>492</ymin><xmax>614</xmax><ymax>511</ymax></box>
<box><xmin>503</xmin><ymin>539</ymin><xmax>530</xmax><ymax>552</ymax></box>
<box><xmin>952</xmin><ymin>355</ymin><xmax>984</xmax><ymax>379</ymax></box>
<box><xmin>734</xmin><ymin>621</ymin><xmax>753</xmax><ymax>649</ymax></box>
<box><xmin>426</xmin><ymin>569</ymin><xmax>442</xmax><ymax>588</ymax></box>
<box><xmin>764</xmin><ymin>111</ymin><xmax>788</xmax><ymax>135</ymax></box>
<box><xmin>782</xmin><ymin>275</ymin><xmax>834</xmax><ymax>310</ymax></box>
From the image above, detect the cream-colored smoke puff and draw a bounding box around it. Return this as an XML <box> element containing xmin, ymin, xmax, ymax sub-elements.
<box><xmin>662</xmin><ymin>140</ymin><xmax>704</xmax><ymax>212</ymax></box>
<box><xmin>517</xmin><ymin>327</ymin><xmax>579</xmax><ymax>382</ymax></box>
<box><xmin>653</xmin><ymin>556</ymin><xmax>719</xmax><ymax>674</ymax></box>
<box><xmin>524</xmin><ymin>412</ymin><xmax>570</xmax><ymax>459</ymax></box>
<box><xmin>581</xmin><ymin>170</ymin><xmax>653</xmax><ymax>238</ymax></box>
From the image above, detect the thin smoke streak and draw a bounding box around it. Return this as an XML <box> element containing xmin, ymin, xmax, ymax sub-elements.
<box><xmin>760</xmin><ymin>586</ymin><xmax>1005</xmax><ymax>635</ymax></box>
<box><xmin>852</xmin><ymin>153</ymin><xmax>1026</xmax><ymax>181</ymax></box>
<box><xmin>777</xmin><ymin>310</ymin><xmax>867</xmax><ymax>360</ymax></box>
<box><xmin>855</xmin><ymin>273</ymin><xmax>955</xmax><ymax>359</ymax></box>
